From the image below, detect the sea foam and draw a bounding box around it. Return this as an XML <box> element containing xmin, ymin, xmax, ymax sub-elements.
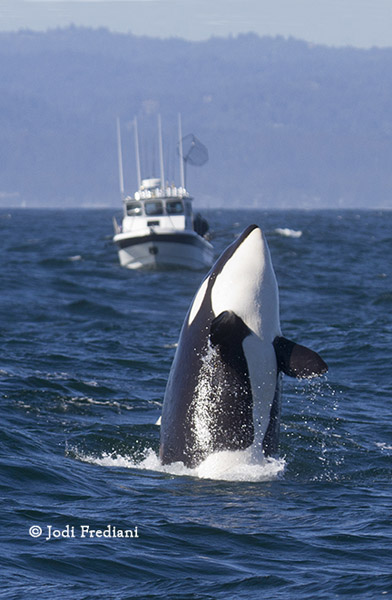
<box><xmin>73</xmin><ymin>446</ymin><xmax>285</xmax><ymax>483</ymax></box>
<box><xmin>274</xmin><ymin>227</ymin><xmax>302</xmax><ymax>238</ymax></box>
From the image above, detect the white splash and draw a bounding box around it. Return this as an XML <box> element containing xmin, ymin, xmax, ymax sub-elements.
<box><xmin>275</xmin><ymin>228</ymin><xmax>302</xmax><ymax>238</ymax></box>
<box><xmin>376</xmin><ymin>442</ymin><xmax>392</xmax><ymax>451</ymax></box>
<box><xmin>73</xmin><ymin>446</ymin><xmax>285</xmax><ymax>482</ymax></box>
<box><xmin>190</xmin><ymin>343</ymin><xmax>221</xmax><ymax>457</ymax></box>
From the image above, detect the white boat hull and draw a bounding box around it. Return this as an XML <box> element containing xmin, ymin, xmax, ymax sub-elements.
<box><xmin>114</xmin><ymin>230</ymin><xmax>214</xmax><ymax>270</ymax></box>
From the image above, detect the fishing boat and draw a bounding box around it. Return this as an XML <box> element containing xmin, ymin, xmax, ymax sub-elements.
<box><xmin>113</xmin><ymin>116</ymin><xmax>214</xmax><ymax>270</ymax></box>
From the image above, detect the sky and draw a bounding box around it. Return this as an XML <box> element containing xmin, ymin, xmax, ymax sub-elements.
<box><xmin>1</xmin><ymin>0</ymin><xmax>392</xmax><ymax>47</ymax></box>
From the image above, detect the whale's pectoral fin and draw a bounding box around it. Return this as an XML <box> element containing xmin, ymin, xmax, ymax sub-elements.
<box><xmin>273</xmin><ymin>336</ymin><xmax>328</xmax><ymax>378</ymax></box>
<box><xmin>210</xmin><ymin>311</ymin><xmax>250</xmax><ymax>346</ymax></box>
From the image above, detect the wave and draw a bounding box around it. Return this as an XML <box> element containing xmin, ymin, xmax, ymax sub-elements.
<box><xmin>66</xmin><ymin>298</ymin><xmax>123</xmax><ymax>318</ymax></box>
<box><xmin>274</xmin><ymin>227</ymin><xmax>303</xmax><ymax>238</ymax></box>
<box><xmin>73</xmin><ymin>446</ymin><xmax>286</xmax><ymax>483</ymax></box>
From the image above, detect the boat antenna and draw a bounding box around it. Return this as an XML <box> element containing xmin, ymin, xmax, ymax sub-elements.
<box><xmin>158</xmin><ymin>114</ymin><xmax>165</xmax><ymax>191</ymax></box>
<box><xmin>134</xmin><ymin>116</ymin><xmax>142</xmax><ymax>190</ymax></box>
<box><xmin>178</xmin><ymin>113</ymin><xmax>185</xmax><ymax>189</ymax></box>
<box><xmin>116</xmin><ymin>117</ymin><xmax>125</xmax><ymax>199</ymax></box>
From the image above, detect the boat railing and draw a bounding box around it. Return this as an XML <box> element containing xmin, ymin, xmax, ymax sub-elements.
<box><xmin>134</xmin><ymin>186</ymin><xmax>189</xmax><ymax>201</ymax></box>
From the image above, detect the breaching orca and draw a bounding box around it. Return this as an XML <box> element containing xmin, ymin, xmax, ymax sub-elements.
<box><xmin>159</xmin><ymin>225</ymin><xmax>327</xmax><ymax>467</ymax></box>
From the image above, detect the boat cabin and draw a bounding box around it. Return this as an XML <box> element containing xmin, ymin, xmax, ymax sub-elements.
<box><xmin>125</xmin><ymin>197</ymin><xmax>192</xmax><ymax>219</ymax></box>
<box><xmin>122</xmin><ymin>179</ymin><xmax>194</xmax><ymax>232</ymax></box>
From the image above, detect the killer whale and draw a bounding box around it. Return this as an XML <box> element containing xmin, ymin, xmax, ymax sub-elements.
<box><xmin>159</xmin><ymin>225</ymin><xmax>327</xmax><ymax>467</ymax></box>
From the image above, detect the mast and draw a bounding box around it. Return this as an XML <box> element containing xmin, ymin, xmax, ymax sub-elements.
<box><xmin>116</xmin><ymin>117</ymin><xmax>125</xmax><ymax>198</ymax></box>
<box><xmin>134</xmin><ymin>117</ymin><xmax>142</xmax><ymax>190</ymax></box>
<box><xmin>158</xmin><ymin>114</ymin><xmax>165</xmax><ymax>190</ymax></box>
<box><xmin>178</xmin><ymin>113</ymin><xmax>185</xmax><ymax>189</ymax></box>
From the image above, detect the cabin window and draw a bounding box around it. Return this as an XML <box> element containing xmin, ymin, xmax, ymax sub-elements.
<box><xmin>145</xmin><ymin>200</ymin><xmax>164</xmax><ymax>216</ymax></box>
<box><xmin>166</xmin><ymin>200</ymin><xmax>184</xmax><ymax>215</ymax></box>
<box><xmin>126</xmin><ymin>201</ymin><xmax>143</xmax><ymax>216</ymax></box>
<box><xmin>184</xmin><ymin>202</ymin><xmax>192</xmax><ymax>217</ymax></box>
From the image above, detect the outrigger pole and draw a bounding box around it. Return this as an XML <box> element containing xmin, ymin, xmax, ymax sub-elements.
<box><xmin>134</xmin><ymin>117</ymin><xmax>142</xmax><ymax>190</ymax></box>
<box><xmin>178</xmin><ymin>113</ymin><xmax>185</xmax><ymax>190</ymax></box>
<box><xmin>116</xmin><ymin>117</ymin><xmax>125</xmax><ymax>199</ymax></box>
<box><xmin>158</xmin><ymin>114</ymin><xmax>165</xmax><ymax>191</ymax></box>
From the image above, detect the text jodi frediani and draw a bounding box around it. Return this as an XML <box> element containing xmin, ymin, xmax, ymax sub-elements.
<box><xmin>29</xmin><ymin>524</ymin><xmax>139</xmax><ymax>540</ymax></box>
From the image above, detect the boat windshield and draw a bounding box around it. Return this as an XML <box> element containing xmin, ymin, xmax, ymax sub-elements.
<box><xmin>145</xmin><ymin>200</ymin><xmax>164</xmax><ymax>216</ymax></box>
<box><xmin>126</xmin><ymin>201</ymin><xmax>143</xmax><ymax>216</ymax></box>
<box><xmin>166</xmin><ymin>200</ymin><xmax>184</xmax><ymax>215</ymax></box>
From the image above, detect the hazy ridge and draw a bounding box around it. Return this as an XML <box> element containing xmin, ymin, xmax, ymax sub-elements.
<box><xmin>1</xmin><ymin>27</ymin><xmax>392</xmax><ymax>208</ymax></box>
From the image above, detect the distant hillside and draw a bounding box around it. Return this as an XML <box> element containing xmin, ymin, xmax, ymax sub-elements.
<box><xmin>1</xmin><ymin>27</ymin><xmax>392</xmax><ymax>208</ymax></box>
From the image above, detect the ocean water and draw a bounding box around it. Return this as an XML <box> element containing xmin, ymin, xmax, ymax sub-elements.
<box><xmin>1</xmin><ymin>208</ymin><xmax>391</xmax><ymax>600</ymax></box>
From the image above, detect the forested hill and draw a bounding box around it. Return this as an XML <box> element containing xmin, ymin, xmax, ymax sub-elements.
<box><xmin>1</xmin><ymin>27</ymin><xmax>392</xmax><ymax>208</ymax></box>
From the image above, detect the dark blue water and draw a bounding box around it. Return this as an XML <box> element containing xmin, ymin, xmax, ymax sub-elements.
<box><xmin>1</xmin><ymin>209</ymin><xmax>391</xmax><ymax>599</ymax></box>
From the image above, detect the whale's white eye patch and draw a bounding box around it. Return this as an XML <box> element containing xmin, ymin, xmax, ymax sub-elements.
<box><xmin>188</xmin><ymin>277</ymin><xmax>209</xmax><ymax>326</ymax></box>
